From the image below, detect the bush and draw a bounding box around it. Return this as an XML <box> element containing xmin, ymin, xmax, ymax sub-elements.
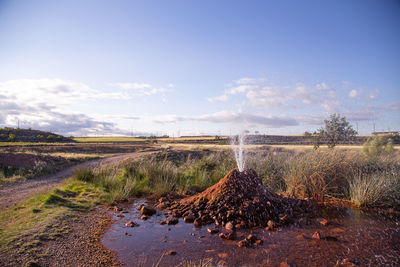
<box><xmin>8</xmin><ymin>133</ymin><xmax>16</xmax><ymax>142</ymax></box>
<box><xmin>74</xmin><ymin>167</ymin><xmax>96</xmax><ymax>183</ymax></box>
<box><xmin>363</xmin><ymin>136</ymin><xmax>394</xmax><ymax>158</ymax></box>
<box><xmin>283</xmin><ymin>150</ymin><xmax>354</xmax><ymax>200</ymax></box>
<box><xmin>349</xmin><ymin>169</ymin><xmax>400</xmax><ymax>207</ymax></box>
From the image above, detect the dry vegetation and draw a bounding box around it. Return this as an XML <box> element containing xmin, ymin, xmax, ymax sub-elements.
<box><xmin>75</xmin><ymin>147</ymin><xmax>400</xmax><ymax>209</ymax></box>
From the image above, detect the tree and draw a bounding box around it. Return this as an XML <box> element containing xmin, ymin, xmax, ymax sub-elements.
<box><xmin>316</xmin><ymin>114</ymin><xmax>357</xmax><ymax>148</ymax></box>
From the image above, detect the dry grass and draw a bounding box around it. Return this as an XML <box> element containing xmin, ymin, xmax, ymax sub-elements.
<box><xmin>73</xmin><ymin>148</ymin><xmax>400</xmax><ymax>209</ymax></box>
<box><xmin>73</xmin><ymin>137</ymin><xmax>145</xmax><ymax>143</ymax></box>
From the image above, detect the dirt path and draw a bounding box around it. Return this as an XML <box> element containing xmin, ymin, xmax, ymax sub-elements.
<box><xmin>0</xmin><ymin>150</ymin><xmax>158</xmax><ymax>210</ymax></box>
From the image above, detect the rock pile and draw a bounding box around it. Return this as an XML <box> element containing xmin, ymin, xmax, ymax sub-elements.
<box><xmin>157</xmin><ymin>168</ymin><xmax>316</xmax><ymax>229</ymax></box>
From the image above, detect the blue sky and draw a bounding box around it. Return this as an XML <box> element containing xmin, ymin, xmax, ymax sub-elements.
<box><xmin>0</xmin><ymin>0</ymin><xmax>399</xmax><ymax>136</ymax></box>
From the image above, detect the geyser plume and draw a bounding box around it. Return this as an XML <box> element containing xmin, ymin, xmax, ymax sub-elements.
<box><xmin>231</xmin><ymin>132</ymin><xmax>246</xmax><ymax>172</ymax></box>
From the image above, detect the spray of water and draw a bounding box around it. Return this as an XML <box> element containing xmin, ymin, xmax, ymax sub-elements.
<box><xmin>231</xmin><ymin>132</ymin><xmax>246</xmax><ymax>172</ymax></box>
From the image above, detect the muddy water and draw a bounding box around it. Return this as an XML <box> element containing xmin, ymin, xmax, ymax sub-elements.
<box><xmin>102</xmin><ymin>199</ymin><xmax>400</xmax><ymax>267</ymax></box>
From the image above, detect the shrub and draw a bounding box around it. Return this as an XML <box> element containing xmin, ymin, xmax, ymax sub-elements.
<box><xmin>74</xmin><ymin>167</ymin><xmax>95</xmax><ymax>183</ymax></box>
<box><xmin>363</xmin><ymin>136</ymin><xmax>394</xmax><ymax>158</ymax></box>
<box><xmin>8</xmin><ymin>133</ymin><xmax>16</xmax><ymax>142</ymax></box>
<box><xmin>349</xmin><ymin>169</ymin><xmax>400</xmax><ymax>208</ymax></box>
<box><xmin>284</xmin><ymin>150</ymin><xmax>355</xmax><ymax>200</ymax></box>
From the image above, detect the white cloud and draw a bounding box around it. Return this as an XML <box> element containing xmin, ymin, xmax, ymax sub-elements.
<box><xmin>245</xmin><ymin>86</ymin><xmax>289</xmax><ymax>108</ymax></box>
<box><xmin>0</xmin><ymin>79</ymin><xmax>98</xmax><ymax>106</ymax></box>
<box><xmin>294</xmin><ymin>84</ymin><xmax>314</xmax><ymax>104</ymax></box>
<box><xmin>108</xmin><ymin>82</ymin><xmax>172</xmax><ymax>96</ymax></box>
<box><xmin>235</xmin><ymin>78</ymin><xmax>260</xmax><ymax>85</ymax></box>
<box><xmin>208</xmin><ymin>94</ymin><xmax>228</xmax><ymax>102</ymax></box>
<box><xmin>316</xmin><ymin>82</ymin><xmax>331</xmax><ymax>91</ymax></box>
<box><xmin>146</xmin><ymin>110</ymin><xmax>299</xmax><ymax>128</ymax></box>
<box><xmin>349</xmin><ymin>89</ymin><xmax>358</xmax><ymax>98</ymax></box>
<box><xmin>369</xmin><ymin>90</ymin><xmax>378</xmax><ymax>100</ymax></box>
<box><xmin>0</xmin><ymin>78</ymin><xmax>172</xmax><ymax>136</ymax></box>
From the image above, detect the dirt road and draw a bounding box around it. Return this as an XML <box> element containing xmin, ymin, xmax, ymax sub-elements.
<box><xmin>0</xmin><ymin>151</ymin><xmax>157</xmax><ymax>210</ymax></box>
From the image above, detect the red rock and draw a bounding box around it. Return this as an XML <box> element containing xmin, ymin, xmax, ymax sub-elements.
<box><xmin>165</xmin><ymin>250</ymin><xmax>176</xmax><ymax>255</ymax></box>
<box><xmin>166</xmin><ymin>217</ymin><xmax>179</xmax><ymax>225</ymax></box>
<box><xmin>254</xmin><ymin>239</ymin><xmax>263</xmax><ymax>246</ymax></box>
<box><xmin>246</xmin><ymin>234</ymin><xmax>257</xmax><ymax>243</ymax></box>
<box><xmin>280</xmin><ymin>262</ymin><xmax>290</xmax><ymax>267</ymax></box>
<box><xmin>141</xmin><ymin>215</ymin><xmax>149</xmax><ymax>220</ymax></box>
<box><xmin>140</xmin><ymin>205</ymin><xmax>156</xmax><ymax>216</ymax></box>
<box><xmin>280</xmin><ymin>214</ymin><xmax>290</xmax><ymax>225</ymax></box>
<box><xmin>125</xmin><ymin>221</ymin><xmax>139</xmax><ymax>227</ymax></box>
<box><xmin>219</xmin><ymin>231</ymin><xmax>235</xmax><ymax>240</ymax></box>
<box><xmin>183</xmin><ymin>214</ymin><xmax>195</xmax><ymax>223</ymax></box>
<box><xmin>156</xmin><ymin>203</ymin><xmax>168</xmax><ymax>209</ymax></box>
<box><xmin>338</xmin><ymin>258</ymin><xmax>358</xmax><ymax>266</ymax></box>
<box><xmin>265</xmin><ymin>220</ymin><xmax>278</xmax><ymax>231</ymax></box>
<box><xmin>218</xmin><ymin>253</ymin><xmax>228</xmax><ymax>258</ymax></box>
<box><xmin>158</xmin><ymin>197</ymin><xmax>167</xmax><ymax>203</ymax></box>
<box><xmin>312</xmin><ymin>231</ymin><xmax>321</xmax><ymax>240</ymax></box>
<box><xmin>113</xmin><ymin>206</ymin><xmax>122</xmax><ymax>212</ymax></box>
<box><xmin>194</xmin><ymin>218</ymin><xmax>202</xmax><ymax>227</ymax></box>
<box><xmin>237</xmin><ymin>239</ymin><xmax>250</xmax><ymax>247</ymax></box>
<box><xmin>318</xmin><ymin>218</ymin><xmax>329</xmax><ymax>226</ymax></box>
<box><xmin>225</xmin><ymin>221</ymin><xmax>234</xmax><ymax>230</ymax></box>
<box><xmin>207</xmin><ymin>228</ymin><xmax>219</xmax><ymax>234</ymax></box>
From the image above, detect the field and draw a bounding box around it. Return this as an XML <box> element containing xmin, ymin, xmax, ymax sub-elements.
<box><xmin>0</xmin><ymin>137</ymin><xmax>399</xmax><ymax>266</ymax></box>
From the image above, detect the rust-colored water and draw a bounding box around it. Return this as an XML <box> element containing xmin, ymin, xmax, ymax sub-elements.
<box><xmin>102</xmin><ymin>199</ymin><xmax>400</xmax><ymax>266</ymax></box>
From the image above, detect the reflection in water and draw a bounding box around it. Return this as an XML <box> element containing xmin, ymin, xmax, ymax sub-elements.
<box><xmin>102</xmin><ymin>199</ymin><xmax>400</xmax><ymax>266</ymax></box>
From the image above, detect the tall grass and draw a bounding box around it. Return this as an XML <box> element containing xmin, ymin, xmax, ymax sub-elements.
<box><xmin>74</xmin><ymin>149</ymin><xmax>400</xmax><ymax>208</ymax></box>
<box><xmin>74</xmin><ymin>152</ymin><xmax>236</xmax><ymax>203</ymax></box>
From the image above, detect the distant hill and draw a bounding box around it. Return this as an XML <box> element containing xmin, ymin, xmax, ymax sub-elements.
<box><xmin>0</xmin><ymin>128</ymin><xmax>74</xmax><ymax>143</ymax></box>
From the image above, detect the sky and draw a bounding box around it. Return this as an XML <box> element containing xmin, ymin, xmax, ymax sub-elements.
<box><xmin>0</xmin><ymin>0</ymin><xmax>399</xmax><ymax>136</ymax></box>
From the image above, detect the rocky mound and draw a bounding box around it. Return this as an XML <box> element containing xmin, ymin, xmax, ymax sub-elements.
<box><xmin>158</xmin><ymin>168</ymin><xmax>316</xmax><ymax>228</ymax></box>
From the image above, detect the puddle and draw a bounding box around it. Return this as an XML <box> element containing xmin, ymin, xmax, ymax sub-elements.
<box><xmin>102</xmin><ymin>199</ymin><xmax>400</xmax><ymax>266</ymax></box>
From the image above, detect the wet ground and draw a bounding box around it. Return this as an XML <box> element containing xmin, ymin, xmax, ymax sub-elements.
<box><xmin>102</xmin><ymin>199</ymin><xmax>400</xmax><ymax>267</ymax></box>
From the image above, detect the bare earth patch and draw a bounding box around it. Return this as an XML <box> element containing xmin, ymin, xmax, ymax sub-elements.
<box><xmin>0</xmin><ymin>208</ymin><xmax>120</xmax><ymax>267</ymax></box>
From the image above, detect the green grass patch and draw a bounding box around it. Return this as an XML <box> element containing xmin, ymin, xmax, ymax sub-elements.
<box><xmin>0</xmin><ymin>179</ymin><xmax>104</xmax><ymax>251</ymax></box>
